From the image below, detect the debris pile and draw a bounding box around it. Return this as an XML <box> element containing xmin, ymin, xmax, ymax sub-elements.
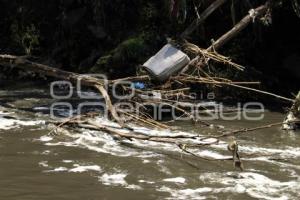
<box><xmin>0</xmin><ymin>0</ymin><xmax>299</xmax><ymax>170</ymax></box>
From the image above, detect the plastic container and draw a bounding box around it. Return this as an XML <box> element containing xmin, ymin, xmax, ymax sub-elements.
<box><xmin>143</xmin><ymin>44</ymin><xmax>190</xmax><ymax>82</ymax></box>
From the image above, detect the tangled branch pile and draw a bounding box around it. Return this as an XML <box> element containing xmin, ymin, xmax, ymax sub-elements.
<box><xmin>0</xmin><ymin>0</ymin><xmax>298</xmax><ymax>170</ymax></box>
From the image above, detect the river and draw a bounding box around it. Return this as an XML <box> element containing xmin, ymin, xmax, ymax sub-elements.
<box><xmin>1</xmin><ymin>82</ymin><xmax>300</xmax><ymax>200</ymax></box>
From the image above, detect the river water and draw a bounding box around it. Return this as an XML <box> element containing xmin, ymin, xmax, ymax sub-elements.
<box><xmin>1</xmin><ymin>82</ymin><xmax>300</xmax><ymax>200</ymax></box>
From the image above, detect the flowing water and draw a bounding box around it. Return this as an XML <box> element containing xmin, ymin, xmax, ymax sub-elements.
<box><xmin>1</xmin><ymin>82</ymin><xmax>300</xmax><ymax>200</ymax></box>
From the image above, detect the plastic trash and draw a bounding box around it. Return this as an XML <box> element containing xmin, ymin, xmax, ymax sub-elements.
<box><xmin>139</xmin><ymin>91</ymin><xmax>162</xmax><ymax>100</ymax></box>
<box><xmin>133</xmin><ymin>82</ymin><xmax>145</xmax><ymax>89</ymax></box>
<box><xmin>143</xmin><ymin>44</ymin><xmax>190</xmax><ymax>82</ymax></box>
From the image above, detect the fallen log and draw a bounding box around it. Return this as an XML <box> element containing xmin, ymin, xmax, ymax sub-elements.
<box><xmin>84</xmin><ymin>120</ymin><xmax>235</xmax><ymax>162</ymax></box>
<box><xmin>180</xmin><ymin>3</ymin><xmax>268</xmax><ymax>74</ymax></box>
<box><xmin>207</xmin><ymin>5</ymin><xmax>268</xmax><ymax>51</ymax></box>
<box><xmin>0</xmin><ymin>54</ymin><xmax>124</xmax><ymax>126</ymax></box>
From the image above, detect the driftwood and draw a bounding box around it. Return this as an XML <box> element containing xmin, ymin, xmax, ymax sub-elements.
<box><xmin>48</xmin><ymin>113</ymin><xmax>297</xmax><ymax>166</ymax></box>
<box><xmin>207</xmin><ymin>5</ymin><xmax>268</xmax><ymax>51</ymax></box>
<box><xmin>0</xmin><ymin>0</ymin><xmax>296</xmax><ymax>170</ymax></box>
<box><xmin>180</xmin><ymin>3</ymin><xmax>269</xmax><ymax>74</ymax></box>
<box><xmin>0</xmin><ymin>54</ymin><xmax>124</xmax><ymax>126</ymax></box>
<box><xmin>174</xmin><ymin>75</ymin><xmax>293</xmax><ymax>102</ymax></box>
<box><xmin>283</xmin><ymin>91</ymin><xmax>300</xmax><ymax>130</ymax></box>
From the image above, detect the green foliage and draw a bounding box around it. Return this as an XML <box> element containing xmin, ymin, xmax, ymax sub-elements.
<box><xmin>91</xmin><ymin>35</ymin><xmax>149</xmax><ymax>77</ymax></box>
<box><xmin>95</xmin><ymin>55</ymin><xmax>112</xmax><ymax>67</ymax></box>
<box><xmin>10</xmin><ymin>22</ymin><xmax>39</xmax><ymax>55</ymax></box>
<box><xmin>1</xmin><ymin>0</ymin><xmax>299</xmax><ymax>80</ymax></box>
<box><xmin>112</xmin><ymin>37</ymin><xmax>145</xmax><ymax>62</ymax></box>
